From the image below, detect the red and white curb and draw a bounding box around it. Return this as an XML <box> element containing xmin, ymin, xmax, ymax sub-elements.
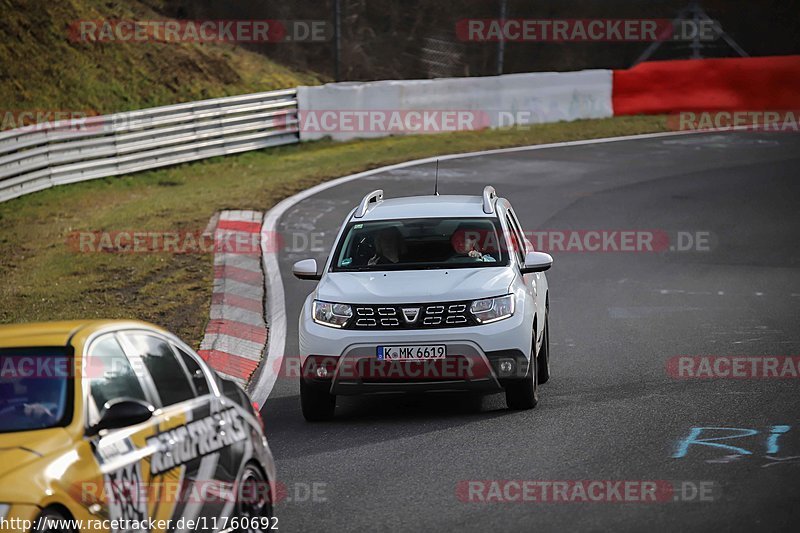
<box><xmin>198</xmin><ymin>210</ymin><xmax>267</xmax><ymax>387</ymax></box>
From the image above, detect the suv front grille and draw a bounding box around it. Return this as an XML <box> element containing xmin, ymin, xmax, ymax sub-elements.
<box><xmin>346</xmin><ymin>301</ymin><xmax>478</xmax><ymax>330</ymax></box>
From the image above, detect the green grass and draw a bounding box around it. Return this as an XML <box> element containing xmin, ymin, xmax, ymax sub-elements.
<box><xmin>0</xmin><ymin>0</ymin><xmax>321</xmax><ymax>116</ymax></box>
<box><xmin>0</xmin><ymin>116</ymin><xmax>666</xmax><ymax>346</ymax></box>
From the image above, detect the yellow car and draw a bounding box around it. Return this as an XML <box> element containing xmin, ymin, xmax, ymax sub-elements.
<box><xmin>0</xmin><ymin>320</ymin><xmax>277</xmax><ymax>533</ymax></box>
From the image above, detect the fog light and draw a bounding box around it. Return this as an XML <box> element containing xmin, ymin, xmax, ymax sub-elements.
<box><xmin>497</xmin><ymin>359</ymin><xmax>517</xmax><ymax>378</ymax></box>
<box><xmin>316</xmin><ymin>366</ymin><xmax>329</xmax><ymax>378</ymax></box>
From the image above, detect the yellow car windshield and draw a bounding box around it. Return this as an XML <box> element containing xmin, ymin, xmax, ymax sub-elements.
<box><xmin>0</xmin><ymin>347</ymin><xmax>71</xmax><ymax>433</ymax></box>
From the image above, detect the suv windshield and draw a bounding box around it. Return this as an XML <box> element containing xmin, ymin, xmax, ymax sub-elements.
<box><xmin>0</xmin><ymin>347</ymin><xmax>72</xmax><ymax>433</ymax></box>
<box><xmin>333</xmin><ymin>217</ymin><xmax>508</xmax><ymax>271</ymax></box>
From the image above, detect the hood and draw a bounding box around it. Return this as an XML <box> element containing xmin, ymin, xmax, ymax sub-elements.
<box><xmin>317</xmin><ymin>267</ymin><xmax>515</xmax><ymax>304</ymax></box>
<box><xmin>0</xmin><ymin>428</ymin><xmax>71</xmax><ymax>478</ymax></box>
<box><xmin>0</xmin><ymin>447</ymin><xmax>43</xmax><ymax>478</ymax></box>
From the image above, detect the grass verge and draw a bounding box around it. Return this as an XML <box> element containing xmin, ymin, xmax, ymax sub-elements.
<box><xmin>0</xmin><ymin>116</ymin><xmax>666</xmax><ymax>345</ymax></box>
<box><xmin>1</xmin><ymin>0</ymin><xmax>320</xmax><ymax>116</ymax></box>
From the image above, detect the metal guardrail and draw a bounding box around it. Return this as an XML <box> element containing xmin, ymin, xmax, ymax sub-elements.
<box><xmin>0</xmin><ymin>88</ymin><xmax>299</xmax><ymax>202</ymax></box>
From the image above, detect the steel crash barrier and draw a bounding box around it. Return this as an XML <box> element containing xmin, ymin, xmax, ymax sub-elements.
<box><xmin>0</xmin><ymin>88</ymin><xmax>299</xmax><ymax>202</ymax></box>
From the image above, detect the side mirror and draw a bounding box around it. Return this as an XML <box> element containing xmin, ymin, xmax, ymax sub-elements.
<box><xmin>88</xmin><ymin>398</ymin><xmax>154</xmax><ymax>436</ymax></box>
<box><xmin>293</xmin><ymin>259</ymin><xmax>321</xmax><ymax>281</ymax></box>
<box><xmin>521</xmin><ymin>251</ymin><xmax>553</xmax><ymax>273</ymax></box>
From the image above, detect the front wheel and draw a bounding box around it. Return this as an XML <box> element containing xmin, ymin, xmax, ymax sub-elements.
<box><xmin>236</xmin><ymin>463</ymin><xmax>274</xmax><ymax>532</ymax></box>
<box><xmin>504</xmin><ymin>337</ymin><xmax>539</xmax><ymax>410</ymax></box>
<box><xmin>32</xmin><ymin>508</ymin><xmax>74</xmax><ymax>533</ymax></box>
<box><xmin>537</xmin><ymin>312</ymin><xmax>551</xmax><ymax>384</ymax></box>
<box><xmin>300</xmin><ymin>378</ymin><xmax>336</xmax><ymax>421</ymax></box>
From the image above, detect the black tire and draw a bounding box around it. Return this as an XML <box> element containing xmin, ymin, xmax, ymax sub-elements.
<box><xmin>505</xmin><ymin>333</ymin><xmax>539</xmax><ymax>410</ymax></box>
<box><xmin>236</xmin><ymin>463</ymin><xmax>274</xmax><ymax>533</ymax></box>
<box><xmin>32</xmin><ymin>508</ymin><xmax>74</xmax><ymax>533</ymax></box>
<box><xmin>537</xmin><ymin>312</ymin><xmax>551</xmax><ymax>384</ymax></box>
<box><xmin>300</xmin><ymin>378</ymin><xmax>336</xmax><ymax>421</ymax></box>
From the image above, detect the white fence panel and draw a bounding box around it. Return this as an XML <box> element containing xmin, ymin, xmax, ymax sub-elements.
<box><xmin>297</xmin><ymin>70</ymin><xmax>613</xmax><ymax>142</ymax></box>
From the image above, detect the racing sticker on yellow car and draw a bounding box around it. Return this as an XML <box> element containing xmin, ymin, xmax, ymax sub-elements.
<box><xmin>106</xmin><ymin>461</ymin><xmax>150</xmax><ymax>528</ymax></box>
<box><xmin>145</xmin><ymin>408</ymin><xmax>247</xmax><ymax>475</ymax></box>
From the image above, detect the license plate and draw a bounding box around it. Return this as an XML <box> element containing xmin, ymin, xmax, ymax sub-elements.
<box><xmin>377</xmin><ymin>345</ymin><xmax>446</xmax><ymax>360</ymax></box>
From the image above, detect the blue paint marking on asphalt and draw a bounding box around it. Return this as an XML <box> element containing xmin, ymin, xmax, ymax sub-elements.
<box><xmin>673</xmin><ymin>427</ymin><xmax>760</xmax><ymax>458</ymax></box>
<box><xmin>767</xmin><ymin>425</ymin><xmax>791</xmax><ymax>454</ymax></box>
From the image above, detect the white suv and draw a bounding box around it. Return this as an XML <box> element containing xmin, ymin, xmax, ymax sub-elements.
<box><xmin>293</xmin><ymin>187</ymin><xmax>553</xmax><ymax>421</ymax></box>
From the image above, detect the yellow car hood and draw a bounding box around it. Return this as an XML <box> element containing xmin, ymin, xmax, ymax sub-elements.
<box><xmin>0</xmin><ymin>447</ymin><xmax>43</xmax><ymax>478</ymax></box>
<box><xmin>0</xmin><ymin>428</ymin><xmax>72</xmax><ymax>478</ymax></box>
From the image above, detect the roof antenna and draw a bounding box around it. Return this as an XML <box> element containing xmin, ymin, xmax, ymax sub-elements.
<box><xmin>434</xmin><ymin>159</ymin><xmax>440</xmax><ymax>196</ymax></box>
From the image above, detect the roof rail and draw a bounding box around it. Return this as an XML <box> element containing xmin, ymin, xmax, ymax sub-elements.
<box><xmin>482</xmin><ymin>185</ymin><xmax>498</xmax><ymax>214</ymax></box>
<box><xmin>354</xmin><ymin>189</ymin><xmax>384</xmax><ymax>218</ymax></box>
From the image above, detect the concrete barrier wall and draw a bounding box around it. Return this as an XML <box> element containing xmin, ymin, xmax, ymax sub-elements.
<box><xmin>297</xmin><ymin>70</ymin><xmax>613</xmax><ymax>141</ymax></box>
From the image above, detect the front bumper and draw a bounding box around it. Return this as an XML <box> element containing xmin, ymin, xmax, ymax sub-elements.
<box><xmin>299</xmin><ymin>298</ymin><xmax>533</xmax><ymax>395</ymax></box>
<box><xmin>303</xmin><ymin>347</ymin><xmax>530</xmax><ymax>395</ymax></box>
<box><xmin>318</xmin><ymin>342</ymin><xmax>502</xmax><ymax>395</ymax></box>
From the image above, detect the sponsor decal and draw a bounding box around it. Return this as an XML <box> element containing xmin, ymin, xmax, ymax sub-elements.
<box><xmin>146</xmin><ymin>408</ymin><xmax>247</xmax><ymax>475</ymax></box>
<box><xmin>95</xmin><ymin>437</ymin><xmax>137</xmax><ymax>465</ymax></box>
<box><xmin>105</xmin><ymin>462</ymin><xmax>149</xmax><ymax>533</ymax></box>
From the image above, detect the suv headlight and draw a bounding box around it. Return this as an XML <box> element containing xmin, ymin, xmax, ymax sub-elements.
<box><xmin>470</xmin><ymin>294</ymin><xmax>515</xmax><ymax>324</ymax></box>
<box><xmin>312</xmin><ymin>300</ymin><xmax>353</xmax><ymax>328</ymax></box>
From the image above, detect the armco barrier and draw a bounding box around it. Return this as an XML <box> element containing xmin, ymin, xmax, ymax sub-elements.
<box><xmin>0</xmin><ymin>89</ymin><xmax>299</xmax><ymax>202</ymax></box>
<box><xmin>612</xmin><ymin>55</ymin><xmax>800</xmax><ymax>115</ymax></box>
<box><xmin>297</xmin><ymin>70</ymin><xmax>614</xmax><ymax>141</ymax></box>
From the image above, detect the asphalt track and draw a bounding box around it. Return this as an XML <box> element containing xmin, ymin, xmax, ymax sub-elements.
<box><xmin>260</xmin><ymin>132</ymin><xmax>800</xmax><ymax>532</ymax></box>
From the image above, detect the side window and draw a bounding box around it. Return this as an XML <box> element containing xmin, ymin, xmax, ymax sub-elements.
<box><xmin>123</xmin><ymin>333</ymin><xmax>195</xmax><ymax>407</ymax></box>
<box><xmin>174</xmin><ymin>345</ymin><xmax>210</xmax><ymax>397</ymax></box>
<box><xmin>505</xmin><ymin>214</ymin><xmax>525</xmax><ymax>266</ymax></box>
<box><xmin>508</xmin><ymin>210</ymin><xmax>527</xmax><ymax>249</ymax></box>
<box><xmin>86</xmin><ymin>335</ymin><xmax>148</xmax><ymax>423</ymax></box>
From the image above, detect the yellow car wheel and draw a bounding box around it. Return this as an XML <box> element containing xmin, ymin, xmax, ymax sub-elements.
<box><xmin>32</xmin><ymin>508</ymin><xmax>74</xmax><ymax>533</ymax></box>
<box><xmin>236</xmin><ymin>463</ymin><xmax>274</xmax><ymax>532</ymax></box>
